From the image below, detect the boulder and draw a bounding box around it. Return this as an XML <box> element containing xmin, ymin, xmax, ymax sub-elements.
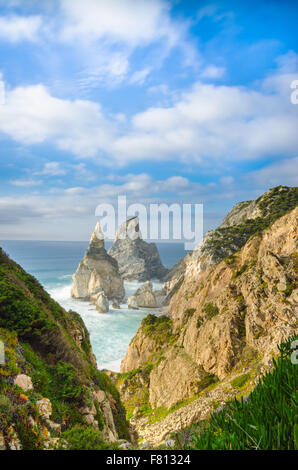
<box><xmin>95</xmin><ymin>291</ymin><xmax>109</xmax><ymax>313</ymax></box>
<box><xmin>112</xmin><ymin>299</ymin><xmax>120</xmax><ymax>309</ymax></box>
<box><xmin>36</xmin><ymin>398</ymin><xmax>52</xmax><ymax>419</ymax></box>
<box><xmin>13</xmin><ymin>374</ymin><xmax>33</xmax><ymax>392</ymax></box>
<box><xmin>127</xmin><ymin>296</ymin><xmax>139</xmax><ymax>309</ymax></box>
<box><xmin>128</xmin><ymin>281</ymin><xmax>162</xmax><ymax>309</ymax></box>
<box><xmin>71</xmin><ymin>221</ymin><xmax>125</xmax><ymax>301</ymax></box>
<box><xmin>134</xmin><ymin>281</ymin><xmax>157</xmax><ymax>308</ymax></box>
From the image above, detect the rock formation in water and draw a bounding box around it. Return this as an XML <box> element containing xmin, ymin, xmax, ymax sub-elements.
<box><xmin>117</xmin><ymin>186</ymin><xmax>298</xmax><ymax>444</ymax></box>
<box><xmin>127</xmin><ymin>281</ymin><xmax>166</xmax><ymax>309</ymax></box>
<box><xmin>108</xmin><ymin>217</ymin><xmax>168</xmax><ymax>281</ymax></box>
<box><xmin>71</xmin><ymin>221</ymin><xmax>125</xmax><ymax>303</ymax></box>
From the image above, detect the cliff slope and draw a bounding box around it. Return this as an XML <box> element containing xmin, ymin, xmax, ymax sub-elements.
<box><xmin>117</xmin><ymin>187</ymin><xmax>298</xmax><ymax>445</ymax></box>
<box><xmin>0</xmin><ymin>248</ymin><xmax>130</xmax><ymax>450</ymax></box>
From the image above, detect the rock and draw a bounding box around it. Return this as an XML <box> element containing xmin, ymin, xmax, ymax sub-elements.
<box><xmin>7</xmin><ymin>426</ymin><xmax>21</xmax><ymax>450</ymax></box>
<box><xmin>102</xmin><ymin>400</ymin><xmax>118</xmax><ymax>442</ymax></box>
<box><xmin>149</xmin><ymin>348</ymin><xmax>209</xmax><ymax>408</ymax></box>
<box><xmin>95</xmin><ymin>291</ymin><xmax>109</xmax><ymax>313</ymax></box>
<box><xmin>112</xmin><ymin>299</ymin><xmax>120</xmax><ymax>309</ymax></box>
<box><xmin>13</xmin><ymin>374</ymin><xmax>33</xmax><ymax>391</ymax></box>
<box><xmin>127</xmin><ymin>296</ymin><xmax>139</xmax><ymax>309</ymax></box>
<box><xmin>140</xmin><ymin>441</ymin><xmax>152</xmax><ymax>450</ymax></box>
<box><xmin>154</xmin><ymin>289</ymin><xmax>166</xmax><ymax>307</ymax></box>
<box><xmin>84</xmin><ymin>414</ymin><xmax>95</xmax><ymax>425</ymax></box>
<box><xmin>164</xmin><ymin>438</ymin><xmax>175</xmax><ymax>448</ymax></box>
<box><xmin>118</xmin><ymin>440</ymin><xmax>133</xmax><ymax>450</ymax></box>
<box><xmin>0</xmin><ymin>432</ymin><xmax>6</xmax><ymax>450</ymax></box>
<box><xmin>108</xmin><ymin>217</ymin><xmax>168</xmax><ymax>281</ymax></box>
<box><xmin>36</xmin><ymin>398</ymin><xmax>52</xmax><ymax>419</ymax></box>
<box><xmin>94</xmin><ymin>389</ymin><xmax>106</xmax><ymax>403</ymax></box>
<box><xmin>128</xmin><ymin>281</ymin><xmax>158</xmax><ymax>309</ymax></box>
<box><xmin>135</xmin><ymin>281</ymin><xmax>157</xmax><ymax>308</ymax></box>
<box><xmin>120</xmin><ymin>199</ymin><xmax>298</xmax><ymax>412</ymax></box>
<box><xmin>72</xmin><ymin>221</ymin><xmax>125</xmax><ymax>301</ymax></box>
<box><xmin>45</xmin><ymin>419</ymin><xmax>61</xmax><ymax>434</ymax></box>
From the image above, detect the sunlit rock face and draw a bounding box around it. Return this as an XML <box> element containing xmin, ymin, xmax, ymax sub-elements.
<box><xmin>108</xmin><ymin>217</ymin><xmax>168</xmax><ymax>282</ymax></box>
<box><xmin>71</xmin><ymin>221</ymin><xmax>125</xmax><ymax>302</ymax></box>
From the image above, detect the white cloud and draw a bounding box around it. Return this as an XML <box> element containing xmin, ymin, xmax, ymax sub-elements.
<box><xmin>0</xmin><ymin>54</ymin><xmax>297</xmax><ymax>167</ymax></box>
<box><xmin>112</xmin><ymin>64</ymin><xmax>298</xmax><ymax>163</ymax></box>
<box><xmin>129</xmin><ymin>68</ymin><xmax>151</xmax><ymax>85</ymax></box>
<box><xmin>199</xmin><ymin>65</ymin><xmax>225</xmax><ymax>79</ymax></box>
<box><xmin>10</xmin><ymin>179</ymin><xmax>42</xmax><ymax>187</ymax></box>
<box><xmin>58</xmin><ymin>0</ymin><xmax>197</xmax><ymax>86</ymax></box>
<box><xmin>0</xmin><ymin>15</ymin><xmax>42</xmax><ymax>42</ymax></box>
<box><xmin>59</xmin><ymin>0</ymin><xmax>178</xmax><ymax>47</ymax></box>
<box><xmin>247</xmin><ymin>157</ymin><xmax>298</xmax><ymax>187</ymax></box>
<box><xmin>35</xmin><ymin>162</ymin><xmax>66</xmax><ymax>176</ymax></box>
<box><xmin>0</xmin><ymin>82</ymin><xmax>114</xmax><ymax>159</ymax></box>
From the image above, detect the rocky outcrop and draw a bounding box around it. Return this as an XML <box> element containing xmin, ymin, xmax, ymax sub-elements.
<box><xmin>108</xmin><ymin>217</ymin><xmax>168</xmax><ymax>281</ymax></box>
<box><xmin>128</xmin><ymin>281</ymin><xmax>157</xmax><ymax>309</ymax></box>
<box><xmin>164</xmin><ymin>186</ymin><xmax>298</xmax><ymax>298</ymax></box>
<box><xmin>127</xmin><ymin>282</ymin><xmax>167</xmax><ymax>309</ymax></box>
<box><xmin>71</xmin><ymin>221</ymin><xmax>125</xmax><ymax>302</ymax></box>
<box><xmin>92</xmin><ymin>291</ymin><xmax>109</xmax><ymax>313</ymax></box>
<box><xmin>118</xmin><ymin>189</ymin><xmax>298</xmax><ymax>425</ymax></box>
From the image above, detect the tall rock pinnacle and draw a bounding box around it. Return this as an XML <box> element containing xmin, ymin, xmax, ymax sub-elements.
<box><xmin>108</xmin><ymin>217</ymin><xmax>168</xmax><ymax>281</ymax></box>
<box><xmin>71</xmin><ymin>220</ymin><xmax>125</xmax><ymax>301</ymax></box>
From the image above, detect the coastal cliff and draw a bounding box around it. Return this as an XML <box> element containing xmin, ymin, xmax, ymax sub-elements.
<box><xmin>108</xmin><ymin>217</ymin><xmax>168</xmax><ymax>281</ymax></box>
<box><xmin>71</xmin><ymin>221</ymin><xmax>125</xmax><ymax>302</ymax></box>
<box><xmin>0</xmin><ymin>248</ymin><xmax>130</xmax><ymax>450</ymax></box>
<box><xmin>117</xmin><ymin>186</ymin><xmax>298</xmax><ymax>445</ymax></box>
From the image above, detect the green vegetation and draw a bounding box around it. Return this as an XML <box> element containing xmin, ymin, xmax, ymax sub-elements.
<box><xmin>203</xmin><ymin>186</ymin><xmax>298</xmax><ymax>261</ymax></box>
<box><xmin>184</xmin><ymin>308</ymin><xmax>196</xmax><ymax>319</ymax></box>
<box><xmin>230</xmin><ymin>373</ymin><xmax>251</xmax><ymax>389</ymax></box>
<box><xmin>187</xmin><ymin>335</ymin><xmax>298</xmax><ymax>450</ymax></box>
<box><xmin>142</xmin><ymin>314</ymin><xmax>177</xmax><ymax>345</ymax></box>
<box><xmin>202</xmin><ymin>303</ymin><xmax>219</xmax><ymax>320</ymax></box>
<box><xmin>0</xmin><ymin>249</ymin><xmax>130</xmax><ymax>449</ymax></box>
<box><xmin>59</xmin><ymin>426</ymin><xmax>119</xmax><ymax>450</ymax></box>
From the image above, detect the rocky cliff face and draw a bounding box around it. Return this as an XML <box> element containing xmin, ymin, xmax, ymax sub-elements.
<box><xmin>0</xmin><ymin>248</ymin><xmax>130</xmax><ymax>450</ymax></box>
<box><xmin>71</xmin><ymin>221</ymin><xmax>125</xmax><ymax>302</ymax></box>
<box><xmin>165</xmin><ymin>185</ymin><xmax>298</xmax><ymax>297</ymax></box>
<box><xmin>108</xmin><ymin>217</ymin><xmax>168</xmax><ymax>281</ymax></box>
<box><xmin>117</xmin><ymin>187</ymin><xmax>297</xmax><ymax>444</ymax></box>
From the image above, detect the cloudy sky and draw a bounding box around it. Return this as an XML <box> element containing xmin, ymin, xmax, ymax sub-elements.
<box><xmin>0</xmin><ymin>0</ymin><xmax>297</xmax><ymax>241</ymax></box>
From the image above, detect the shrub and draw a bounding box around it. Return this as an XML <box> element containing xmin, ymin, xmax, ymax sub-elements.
<box><xmin>142</xmin><ymin>314</ymin><xmax>175</xmax><ymax>345</ymax></box>
<box><xmin>60</xmin><ymin>425</ymin><xmax>118</xmax><ymax>450</ymax></box>
<box><xmin>202</xmin><ymin>303</ymin><xmax>219</xmax><ymax>320</ymax></box>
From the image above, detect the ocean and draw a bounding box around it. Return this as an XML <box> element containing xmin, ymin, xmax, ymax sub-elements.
<box><xmin>0</xmin><ymin>240</ymin><xmax>187</xmax><ymax>372</ymax></box>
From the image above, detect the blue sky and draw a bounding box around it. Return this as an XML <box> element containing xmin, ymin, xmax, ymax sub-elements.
<box><xmin>0</xmin><ymin>0</ymin><xmax>297</xmax><ymax>241</ymax></box>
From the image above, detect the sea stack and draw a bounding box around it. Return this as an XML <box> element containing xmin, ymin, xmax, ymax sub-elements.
<box><xmin>108</xmin><ymin>217</ymin><xmax>168</xmax><ymax>281</ymax></box>
<box><xmin>71</xmin><ymin>221</ymin><xmax>125</xmax><ymax>302</ymax></box>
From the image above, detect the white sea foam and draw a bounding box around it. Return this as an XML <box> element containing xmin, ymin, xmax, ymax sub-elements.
<box><xmin>48</xmin><ymin>280</ymin><xmax>163</xmax><ymax>371</ymax></box>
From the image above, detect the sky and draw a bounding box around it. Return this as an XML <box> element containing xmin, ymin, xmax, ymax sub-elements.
<box><xmin>0</xmin><ymin>0</ymin><xmax>297</xmax><ymax>241</ymax></box>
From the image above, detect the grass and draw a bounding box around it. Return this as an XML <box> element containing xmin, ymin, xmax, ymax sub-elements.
<box><xmin>230</xmin><ymin>373</ymin><xmax>251</xmax><ymax>389</ymax></box>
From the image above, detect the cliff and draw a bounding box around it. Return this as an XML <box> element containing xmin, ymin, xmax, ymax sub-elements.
<box><xmin>71</xmin><ymin>221</ymin><xmax>125</xmax><ymax>302</ymax></box>
<box><xmin>0</xmin><ymin>248</ymin><xmax>130</xmax><ymax>450</ymax></box>
<box><xmin>108</xmin><ymin>217</ymin><xmax>168</xmax><ymax>281</ymax></box>
<box><xmin>117</xmin><ymin>186</ymin><xmax>298</xmax><ymax>445</ymax></box>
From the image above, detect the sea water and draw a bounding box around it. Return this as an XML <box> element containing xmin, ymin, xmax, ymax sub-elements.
<box><xmin>0</xmin><ymin>240</ymin><xmax>187</xmax><ymax>371</ymax></box>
